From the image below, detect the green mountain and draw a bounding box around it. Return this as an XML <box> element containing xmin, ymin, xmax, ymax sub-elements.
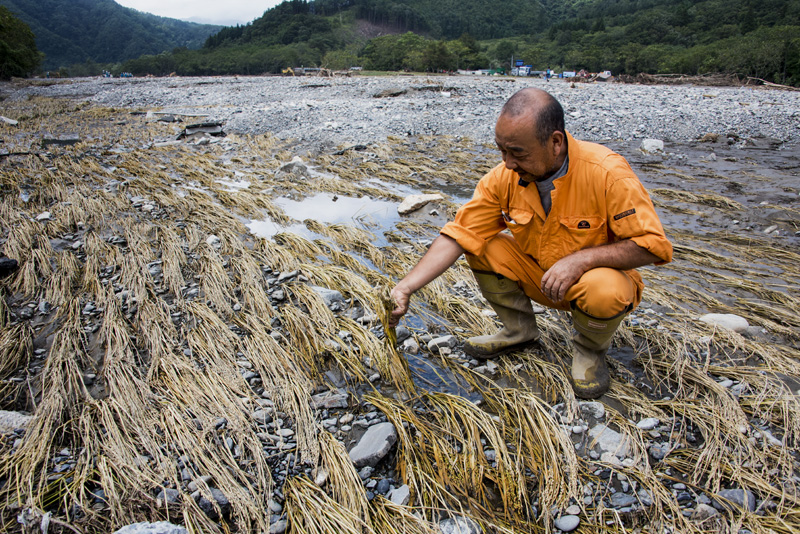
<box><xmin>183</xmin><ymin>0</ymin><xmax>799</xmax><ymax>84</ymax></box>
<box><xmin>205</xmin><ymin>0</ymin><xmax>551</xmax><ymax>45</ymax></box>
<box><xmin>0</xmin><ymin>0</ymin><xmax>221</xmax><ymax>69</ymax></box>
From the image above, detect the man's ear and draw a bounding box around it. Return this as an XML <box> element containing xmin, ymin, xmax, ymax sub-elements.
<box><xmin>550</xmin><ymin>130</ymin><xmax>566</xmax><ymax>156</ymax></box>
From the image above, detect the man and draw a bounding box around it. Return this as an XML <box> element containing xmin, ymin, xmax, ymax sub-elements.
<box><xmin>389</xmin><ymin>88</ymin><xmax>672</xmax><ymax>399</ymax></box>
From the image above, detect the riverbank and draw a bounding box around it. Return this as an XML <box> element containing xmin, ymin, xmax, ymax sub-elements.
<box><xmin>0</xmin><ymin>76</ymin><xmax>798</xmax><ymax>534</ymax></box>
<box><xmin>5</xmin><ymin>74</ymin><xmax>800</xmax><ymax>150</ymax></box>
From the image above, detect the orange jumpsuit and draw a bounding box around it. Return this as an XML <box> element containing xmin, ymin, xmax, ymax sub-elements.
<box><xmin>441</xmin><ymin>132</ymin><xmax>673</xmax><ymax>319</ymax></box>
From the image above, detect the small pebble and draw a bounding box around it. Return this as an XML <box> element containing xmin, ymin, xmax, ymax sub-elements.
<box><xmin>565</xmin><ymin>504</ymin><xmax>581</xmax><ymax>515</ymax></box>
<box><xmin>554</xmin><ymin>515</ymin><xmax>580</xmax><ymax>532</ymax></box>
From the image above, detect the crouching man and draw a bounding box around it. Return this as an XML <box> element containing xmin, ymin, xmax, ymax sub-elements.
<box><xmin>388</xmin><ymin>88</ymin><xmax>673</xmax><ymax>399</ymax></box>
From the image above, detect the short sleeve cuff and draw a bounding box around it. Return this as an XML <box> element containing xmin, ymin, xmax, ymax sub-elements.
<box><xmin>630</xmin><ymin>234</ymin><xmax>673</xmax><ymax>265</ymax></box>
<box><xmin>441</xmin><ymin>222</ymin><xmax>488</xmax><ymax>257</ymax></box>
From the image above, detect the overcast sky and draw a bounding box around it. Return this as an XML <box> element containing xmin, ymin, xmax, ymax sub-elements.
<box><xmin>115</xmin><ymin>0</ymin><xmax>284</xmax><ymax>26</ymax></box>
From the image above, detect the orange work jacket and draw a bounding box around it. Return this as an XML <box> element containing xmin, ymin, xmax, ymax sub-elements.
<box><xmin>441</xmin><ymin>132</ymin><xmax>673</xmax><ymax>289</ymax></box>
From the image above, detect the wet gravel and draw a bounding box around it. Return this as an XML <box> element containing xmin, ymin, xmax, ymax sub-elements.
<box><xmin>8</xmin><ymin>75</ymin><xmax>800</xmax><ymax>150</ymax></box>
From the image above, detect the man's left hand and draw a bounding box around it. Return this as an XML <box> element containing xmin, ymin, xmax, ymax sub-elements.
<box><xmin>540</xmin><ymin>240</ymin><xmax>662</xmax><ymax>303</ymax></box>
<box><xmin>541</xmin><ymin>253</ymin><xmax>587</xmax><ymax>303</ymax></box>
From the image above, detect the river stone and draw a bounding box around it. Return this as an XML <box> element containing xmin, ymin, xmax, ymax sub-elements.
<box><xmin>699</xmin><ymin>313</ymin><xmax>749</xmax><ymax>333</ymax></box>
<box><xmin>113</xmin><ymin>522</ymin><xmax>188</xmax><ymax>534</ymax></box>
<box><xmin>156</xmin><ymin>488</ymin><xmax>180</xmax><ymax>505</ymax></box>
<box><xmin>579</xmin><ymin>401</ymin><xmax>605</xmax><ymax>420</ymax></box>
<box><xmin>395</xmin><ymin>326</ymin><xmax>412</xmax><ymax>343</ymax></box>
<box><xmin>428</xmin><ymin>335</ymin><xmax>457</xmax><ymax>353</ymax></box>
<box><xmin>692</xmin><ymin>503</ymin><xmax>720</xmax><ymax>521</ymax></box>
<box><xmin>640</xmin><ymin>138</ymin><xmax>664</xmax><ymax>152</ymax></box>
<box><xmin>565</xmin><ymin>504</ymin><xmax>581</xmax><ymax>516</ymax></box>
<box><xmin>268</xmin><ymin>499</ymin><xmax>283</xmax><ymax>513</ymax></box>
<box><xmin>402</xmin><ymin>337</ymin><xmax>420</xmax><ymax>354</ymax></box>
<box><xmin>310</xmin><ymin>286</ymin><xmax>346</xmax><ymax>308</ymax></box>
<box><xmin>376</xmin><ymin>478</ymin><xmax>391</xmax><ymax>494</ymax></box>
<box><xmin>588</xmin><ymin>424</ymin><xmax>630</xmax><ymax>457</ymax></box>
<box><xmin>610</xmin><ymin>492</ymin><xmax>638</xmax><ymax>508</ymax></box>
<box><xmin>314</xmin><ymin>468</ymin><xmax>328</xmax><ymax>487</ymax></box>
<box><xmin>554</xmin><ymin>515</ymin><xmax>580</xmax><ymax>532</ymax></box>
<box><xmin>252</xmin><ymin>409</ymin><xmax>272</xmax><ymax>424</ymax></box>
<box><xmin>195</xmin><ymin>488</ymin><xmax>230</xmax><ymax>519</ymax></box>
<box><xmin>637</xmin><ymin>489</ymin><xmax>654</xmax><ymax>506</ymax></box>
<box><xmin>280</xmin><ymin>156</ymin><xmax>307</xmax><ymax>174</ymax></box>
<box><xmin>187</xmin><ymin>475</ymin><xmax>213</xmax><ymax>492</ymax></box>
<box><xmin>712</xmin><ymin>488</ymin><xmax>756</xmax><ymax>512</ymax></box>
<box><xmin>648</xmin><ymin>443</ymin><xmax>668</xmax><ymax>460</ymax></box>
<box><xmin>600</xmin><ymin>452</ymin><xmax>623</xmax><ymax>466</ymax></box>
<box><xmin>0</xmin><ymin>410</ymin><xmax>34</xmax><ymax>434</ymax></box>
<box><xmin>388</xmin><ymin>484</ymin><xmax>410</xmax><ymax>505</ymax></box>
<box><xmin>636</xmin><ymin>417</ymin><xmax>659</xmax><ymax>430</ymax></box>
<box><xmin>439</xmin><ymin>516</ymin><xmax>482</xmax><ymax>534</ymax></box>
<box><xmin>311</xmin><ymin>389</ymin><xmax>349</xmax><ymax>409</ymax></box>
<box><xmin>268</xmin><ymin>519</ymin><xmax>288</xmax><ymax>534</ymax></box>
<box><xmin>398</xmin><ymin>194</ymin><xmax>444</xmax><ymax>215</ymax></box>
<box><xmin>349</xmin><ymin>422</ymin><xmax>398</xmax><ymax>467</ymax></box>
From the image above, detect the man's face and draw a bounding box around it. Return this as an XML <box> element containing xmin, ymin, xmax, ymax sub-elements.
<box><xmin>495</xmin><ymin>113</ymin><xmax>562</xmax><ymax>182</ymax></box>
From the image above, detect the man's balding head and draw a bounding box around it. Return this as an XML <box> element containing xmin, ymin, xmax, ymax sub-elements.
<box><xmin>500</xmin><ymin>88</ymin><xmax>565</xmax><ymax>146</ymax></box>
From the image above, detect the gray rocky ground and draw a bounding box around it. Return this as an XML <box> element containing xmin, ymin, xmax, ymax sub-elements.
<box><xmin>7</xmin><ymin>74</ymin><xmax>800</xmax><ymax>150</ymax></box>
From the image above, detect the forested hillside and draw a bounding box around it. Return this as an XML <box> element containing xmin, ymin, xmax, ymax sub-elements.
<box><xmin>8</xmin><ymin>0</ymin><xmax>798</xmax><ymax>85</ymax></box>
<box><xmin>0</xmin><ymin>0</ymin><xmax>220</xmax><ymax>70</ymax></box>
<box><xmin>120</xmin><ymin>0</ymin><xmax>799</xmax><ymax>85</ymax></box>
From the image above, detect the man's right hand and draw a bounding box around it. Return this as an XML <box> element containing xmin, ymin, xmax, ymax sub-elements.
<box><xmin>388</xmin><ymin>286</ymin><xmax>410</xmax><ymax>328</ymax></box>
<box><xmin>384</xmin><ymin>234</ymin><xmax>466</xmax><ymax>328</ymax></box>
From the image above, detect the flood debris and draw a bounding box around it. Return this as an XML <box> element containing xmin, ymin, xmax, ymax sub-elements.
<box><xmin>373</xmin><ymin>88</ymin><xmax>407</xmax><ymax>98</ymax></box>
<box><xmin>618</xmin><ymin>72</ymin><xmax>747</xmax><ymax>87</ymax></box>
<box><xmin>398</xmin><ymin>193</ymin><xmax>445</xmax><ymax>215</ymax></box>
<box><xmin>176</xmin><ymin>120</ymin><xmax>225</xmax><ymax>141</ymax></box>
<box><xmin>373</xmin><ymin>85</ymin><xmax>457</xmax><ymax>98</ymax></box>
<box><xmin>333</xmin><ymin>144</ymin><xmax>368</xmax><ymax>155</ymax></box>
<box><xmin>41</xmin><ymin>134</ymin><xmax>81</xmax><ymax>146</ymax></box>
<box><xmin>112</xmin><ymin>521</ymin><xmax>188</xmax><ymax>534</ymax></box>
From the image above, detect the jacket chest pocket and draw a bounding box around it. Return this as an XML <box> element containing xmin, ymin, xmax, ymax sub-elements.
<box><xmin>503</xmin><ymin>208</ymin><xmax>540</xmax><ymax>255</ymax></box>
<box><xmin>558</xmin><ymin>216</ymin><xmax>608</xmax><ymax>251</ymax></box>
<box><xmin>503</xmin><ymin>208</ymin><xmax>534</xmax><ymax>232</ymax></box>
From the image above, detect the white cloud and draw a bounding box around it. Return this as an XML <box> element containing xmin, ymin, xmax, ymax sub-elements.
<box><xmin>115</xmin><ymin>0</ymin><xmax>283</xmax><ymax>26</ymax></box>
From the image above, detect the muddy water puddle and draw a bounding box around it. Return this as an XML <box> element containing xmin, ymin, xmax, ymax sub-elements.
<box><xmin>247</xmin><ymin>192</ymin><xmax>400</xmax><ymax>242</ymax></box>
